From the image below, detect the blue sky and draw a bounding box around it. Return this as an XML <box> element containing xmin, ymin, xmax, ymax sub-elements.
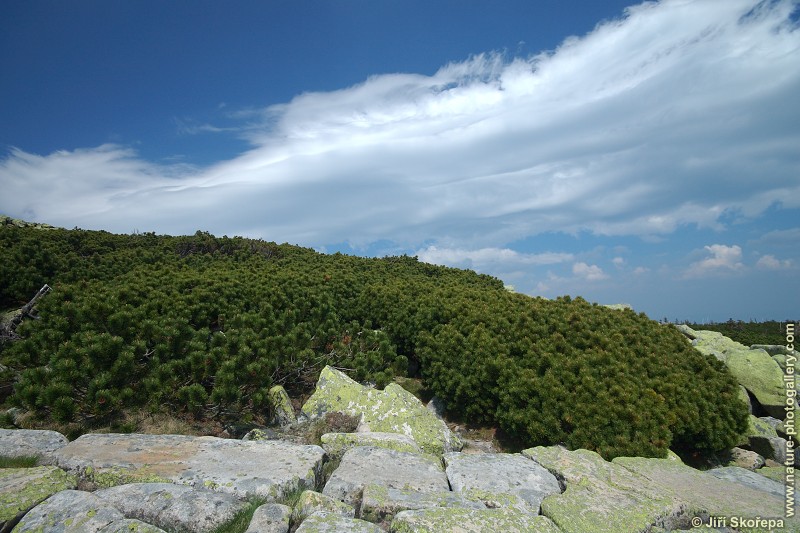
<box><xmin>1</xmin><ymin>0</ymin><xmax>798</xmax><ymax>322</ymax></box>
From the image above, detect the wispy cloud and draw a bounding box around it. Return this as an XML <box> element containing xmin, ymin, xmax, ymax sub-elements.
<box><xmin>684</xmin><ymin>244</ymin><xmax>745</xmax><ymax>278</ymax></box>
<box><xmin>1</xmin><ymin>0</ymin><xmax>798</xmax><ymax>266</ymax></box>
<box><xmin>756</xmin><ymin>254</ymin><xmax>793</xmax><ymax>270</ymax></box>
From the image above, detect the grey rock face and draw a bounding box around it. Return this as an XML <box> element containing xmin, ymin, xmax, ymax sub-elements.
<box><xmin>359</xmin><ymin>483</ymin><xmax>486</xmax><ymax>523</ymax></box>
<box><xmin>97</xmin><ymin>519</ymin><xmax>167</xmax><ymax>533</ymax></box>
<box><xmin>322</xmin><ymin>446</ymin><xmax>449</xmax><ymax>506</ymax></box>
<box><xmin>294</xmin><ymin>512</ymin><xmax>383</xmax><ymax>533</ymax></box>
<box><xmin>54</xmin><ymin>433</ymin><xmax>325</xmax><ymax>500</ymax></box>
<box><xmin>0</xmin><ymin>466</ymin><xmax>76</xmax><ymax>525</ymax></box>
<box><xmin>269</xmin><ymin>385</ymin><xmax>298</xmax><ymax>426</ymax></box>
<box><xmin>245</xmin><ymin>503</ymin><xmax>291</xmax><ymax>533</ymax></box>
<box><xmin>392</xmin><ymin>507</ymin><xmax>562</xmax><ymax>532</ymax></box>
<box><xmin>94</xmin><ymin>482</ymin><xmax>247</xmax><ymax>533</ymax></box>
<box><xmin>14</xmin><ymin>489</ymin><xmax>127</xmax><ymax>533</ymax></box>
<box><xmin>0</xmin><ymin>428</ymin><xmax>68</xmax><ymax>465</ymax></box>
<box><xmin>443</xmin><ymin>452</ymin><xmax>561</xmax><ymax>513</ymax></box>
<box><xmin>708</xmin><ymin>466</ymin><xmax>791</xmax><ymax>502</ymax></box>
<box><xmin>727</xmin><ymin>447</ymin><xmax>765</xmax><ymax>470</ymax></box>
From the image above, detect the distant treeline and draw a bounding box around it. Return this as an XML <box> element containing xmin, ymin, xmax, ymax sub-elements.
<box><xmin>0</xmin><ymin>225</ymin><xmax>748</xmax><ymax>460</ymax></box>
<box><xmin>686</xmin><ymin>320</ymin><xmax>793</xmax><ymax>347</ymax></box>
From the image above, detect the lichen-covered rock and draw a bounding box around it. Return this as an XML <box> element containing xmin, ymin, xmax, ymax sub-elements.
<box><xmin>269</xmin><ymin>385</ymin><xmax>297</xmax><ymax>426</ymax></box>
<box><xmin>322</xmin><ymin>446</ymin><xmax>449</xmax><ymax>507</ymax></box>
<box><xmin>245</xmin><ymin>503</ymin><xmax>291</xmax><ymax>533</ymax></box>
<box><xmin>97</xmin><ymin>519</ymin><xmax>167</xmax><ymax>533</ymax></box>
<box><xmin>748</xmin><ymin>435</ymin><xmax>789</xmax><ymax>464</ymax></box>
<box><xmin>14</xmin><ymin>489</ymin><xmax>127</xmax><ymax>532</ymax></box>
<box><xmin>0</xmin><ymin>428</ymin><xmax>68</xmax><ymax>464</ymax></box>
<box><xmin>292</xmin><ymin>490</ymin><xmax>355</xmax><ymax>524</ymax></box>
<box><xmin>726</xmin><ymin>348</ymin><xmax>786</xmax><ymax>419</ymax></box>
<box><xmin>757</xmin><ymin>466</ymin><xmax>790</xmax><ymax>484</ymax></box>
<box><xmin>359</xmin><ymin>483</ymin><xmax>485</xmax><ymax>523</ymax></box>
<box><xmin>614</xmin><ymin>455</ymin><xmax>794</xmax><ymax>531</ymax></box>
<box><xmin>94</xmin><ymin>482</ymin><xmax>247</xmax><ymax>533</ymax></box>
<box><xmin>53</xmin><ymin>433</ymin><xmax>325</xmax><ymax>500</ymax></box>
<box><xmin>680</xmin><ymin>330</ymin><xmax>787</xmax><ymax>418</ymax></box>
<box><xmin>707</xmin><ymin>466</ymin><xmax>790</xmax><ymax>502</ymax></box>
<box><xmin>443</xmin><ymin>452</ymin><xmax>561</xmax><ymax>513</ymax></box>
<box><xmin>320</xmin><ymin>432</ymin><xmax>422</xmax><ymax>460</ymax></box>
<box><xmin>523</xmin><ymin>446</ymin><xmax>687</xmax><ymax>533</ymax></box>
<box><xmin>391</xmin><ymin>507</ymin><xmax>561</xmax><ymax>533</ymax></box>
<box><xmin>0</xmin><ymin>466</ymin><xmax>76</xmax><ymax>524</ymax></box>
<box><xmin>727</xmin><ymin>447</ymin><xmax>765</xmax><ymax>470</ymax></box>
<box><xmin>295</xmin><ymin>511</ymin><xmax>383</xmax><ymax>532</ymax></box>
<box><xmin>301</xmin><ymin>366</ymin><xmax>462</xmax><ymax>455</ymax></box>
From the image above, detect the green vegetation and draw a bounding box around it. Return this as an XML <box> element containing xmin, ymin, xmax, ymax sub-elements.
<box><xmin>687</xmin><ymin>319</ymin><xmax>792</xmax><ymax>347</ymax></box>
<box><xmin>0</xmin><ymin>224</ymin><xmax>748</xmax><ymax>459</ymax></box>
<box><xmin>0</xmin><ymin>455</ymin><xmax>38</xmax><ymax>468</ymax></box>
<box><xmin>211</xmin><ymin>496</ymin><xmax>268</xmax><ymax>533</ymax></box>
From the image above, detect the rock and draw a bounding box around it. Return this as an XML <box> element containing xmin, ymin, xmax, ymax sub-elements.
<box><xmin>245</xmin><ymin>503</ymin><xmax>291</xmax><ymax>533</ymax></box>
<box><xmin>726</xmin><ymin>348</ymin><xmax>786</xmax><ymax>419</ymax></box>
<box><xmin>614</xmin><ymin>455</ymin><xmax>792</xmax><ymax>527</ymax></box>
<box><xmin>707</xmin><ymin>466</ymin><xmax>790</xmax><ymax>502</ymax></box>
<box><xmin>294</xmin><ymin>511</ymin><xmax>383</xmax><ymax>532</ymax></box>
<box><xmin>425</xmin><ymin>396</ymin><xmax>447</xmax><ymax>419</ymax></box>
<box><xmin>748</xmin><ymin>435</ymin><xmax>789</xmax><ymax>464</ymax></box>
<box><xmin>94</xmin><ymin>482</ymin><xmax>247</xmax><ymax>533</ymax></box>
<box><xmin>269</xmin><ymin>385</ymin><xmax>297</xmax><ymax>426</ymax></box>
<box><xmin>685</xmin><ymin>330</ymin><xmax>786</xmax><ymax>418</ymax></box>
<box><xmin>14</xmin><ymin>489</ymin><xmax>127</xmax><ymax>532</ymax></box>
<box><xmin>738</xmin><ymin>385</ymin><xmax>753</xmax><ymax>414</ymax></box>
<box><xmin>675</xmin><ymin>324</ymin><xmax>697</xmax><ymax>340</ymax></box>
<box><xmin>242</xmin><ymin>427</ymin><xmax>281</xmax><ymax>441</ymax></box>
<box><xmin>761</xmin><ymin>416</ymin><xmax>783</xmax><ymax>430</ymax></box>
<box><xmin>391</xmin><ymin>507</ymin><xmax>562</xmax><ymax>533</ymax></box>
<box><xmin>757</xmin><ymin>466</ymin><xmax>790</xmax><ymax>484</ymax></box>
<box><xmin>0</xmin><ymin>428</ymin><xmax>69</xmax><ymax>464</ymax></box>
<box><xmin>53</xmin><ymin>433</ymin><xmax>325</xmax><ymax>500</ymax></box>
<box><xmin>359</xmin><ymin>483</ymin><xmax>486</xmax><ymax>523</ymax></box>
<box><xmin>727</xmin><ymin>447</ymin><xmax>765</xmax><ymax>470</ymax></box>
<box><xmin>292</xmin><ymin>490</ymin><xmax>355</xmax><ymax>523</ymax></box>
<box><xmin>752</xmin><ymin>345</ymin><xmax>796</xmax><ymax>356</ymax></box>
<box><xmin>322</xmin><ymin>446</ymin><xmax>449</xmax><ymax>507</ymax></box>
<box><xmin>443</xmin><ymin>452</ymin><xmax>561</xmax><ymax>513</ymax></box>
<box><xmin>0</xmin><ymin>466</ymin><xmax>77</xmax><ymax>525</ymax></box>
<box><xmin>301</xmin><ymin>366</ymin><xmax>462</xmax><ymax>455</ymax></box>
<box><xmin>523</xmin><ymin>447</ymin><xmax>687</xmax><ymax>533</ymax></box>
<box><xmin>97</xmin><ymin>519</ymin><xmax>167</xmax><ymax>532</ymax></box>
<box><xmin>320</xmin><ymin>432</ymin><xmax>422</xmax><ymax>460</ymax></box>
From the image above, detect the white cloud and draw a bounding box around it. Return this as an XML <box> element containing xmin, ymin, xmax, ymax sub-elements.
<box><xmin>612</xmin><ymin>257</ymin><xmax>626</xmax><ymax>268</ymax></box>
<box><xmin>1</xmin><ymin>0</ymin><xmax>798</xmax><ymax>252</ymax></box>
<box><xmin>417</xmin><ymin>246</ymin><xmax>573</xmax><ymax>272</ymax></box>
<box><xmin>572</xmin><ymin>262</ymin><xmax>609</xmax><ymax>281</ymax></box>
<box><xmin>684</xmin><ymin>244</ymin><xmax>745</xmax><ymax>278</ymax></box>
<box><xmin>756</xmin><ymin>254</ymin><xmax>793</xmax><ymax>270</ymax></box>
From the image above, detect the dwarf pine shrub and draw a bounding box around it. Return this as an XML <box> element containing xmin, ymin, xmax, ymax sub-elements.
<box><xmin>0</xmin><ymin>225</ymin><xmax>748</xmax><ymax>458</ymax></box>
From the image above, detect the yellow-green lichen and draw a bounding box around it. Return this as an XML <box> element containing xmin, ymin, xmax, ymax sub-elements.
<box><xmin>0</xmin><ymin>466</ymin><xmax>77</xmax><ymax>522</ymax></box>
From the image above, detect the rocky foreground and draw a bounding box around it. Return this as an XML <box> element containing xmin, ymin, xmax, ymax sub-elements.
<box><xmin>1</xmin><ymin>326</ymin><xmax>798</xmax><ymax>532</ymax></box>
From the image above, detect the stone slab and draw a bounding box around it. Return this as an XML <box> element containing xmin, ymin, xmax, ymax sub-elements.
<box><xmin>360</xmin><ymin>483</ymin><xmax>486</xmax><ymax>523</ymax></box>
<box><xmin>443</xmin><ymin>452</ymin><xmax>561</xmax><ymax>513</ymax></box>
<box><xmin>53</xmin><ymin>433</ymin><xmax>325</xmax><ymax>500</ymax></box>
<box><xmin>95</xmin><ymin>482</ymin><xmax>247</xmax><ymax>533</ymax></box>
<box><xmin>323</xmin><ymin>446</ymin><xmax>449</xmax><ymax>507</ymax></box>
<box><xmin>320</xmin><ymin>432</ymin><xmax>422</xmax><ymax>460</ymax></box>
<box><xmin>391</xmin><ymin>507</ymin><xmax>561</xmax><ymax>533</ymax></box>
<box><xmin>295</xmin><ymin>511</ymin><xmax>383</xmax><ymax>532</ymax></box>
<box><xmin>0</xmin><ymin>466</ymin><xmax>76</xmax><ymax>524</ymax></box>
<box><xmin>14</xmin><ymin>489</ymin><xmax>127</xmax><ymax>533</ymax></box>
<box><xmin>245</xmin><ymin>503</ymin><xmax>291</xmax><ymax>533</ymax></box>
<box><xmin>0</xmin><ymin>428</ymin><xmax>68</xmax><ymax>465</ymax></box>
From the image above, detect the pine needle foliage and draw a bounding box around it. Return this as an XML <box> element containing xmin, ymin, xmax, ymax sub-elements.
<box><xmin>0</xmin><ymin>225</ymin><xmax>748</xmax><ymax>459</ymax></box>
